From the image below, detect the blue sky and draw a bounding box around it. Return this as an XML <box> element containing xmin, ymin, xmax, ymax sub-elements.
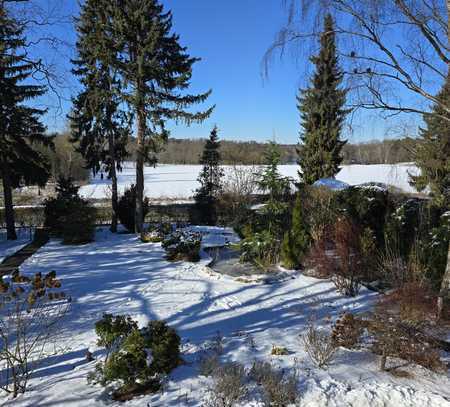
<box><xmin>23</xmin><ymin>0</ymin><xmax>427</xmax><ymax>144</ymax></box>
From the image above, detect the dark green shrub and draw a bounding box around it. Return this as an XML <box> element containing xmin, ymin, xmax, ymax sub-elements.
<box><xmin>44</xmin><ymin>176</ymin><xmax>96</xmax><ymax>244</ymax></box>
<box><xmin>91</xmin><ymin>315</ymin><xmax>181</xmax><ymax>399</ymax></box>
<box><xmin>281</xmin><ymin>193</ymin><xmax>311</xmax><ymax>269</ymax></box>
<box><xmin>142</xmin><ymin>320</ymin><xmax>181</xmax><ymax>374</ymax></box>
<box><xmin>335</xmin><ymin>186</ymin><xmax>390</xmax><ymax>249</ymax></box>
<box><xmin>162</xmin><ymin>230</ymin><xmax>202</xmax><ymax>262</ymax></box>
<box><xmin>95</xmin><ymin>314</ymin><xmax>138</xmax><ymax>359</ymax></box>
<box><xmin>103</xmin><ymin>329</ymin><xmax>151</xmax><ymax>386</ymax></box>
<box><xmin>117</xmin><ymin>184</ymin><xmax>150</xmax><ymax>233</ymax></box>
<box><xmin>240</xmin><ymin>230</ymin><xmax>280</xmax><ymax>270</ymax></box>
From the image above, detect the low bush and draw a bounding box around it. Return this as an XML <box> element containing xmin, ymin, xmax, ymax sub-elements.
<box><xmin>162</xmin><ymin>230</ymin><xmax>202</xmax><ymax>262</ymax></box>
<box><xmin>205</xmin><ymin>362</ymin><xmax>248</xmax><ymax>407</ymax></box>
<box><xmin>306</xmin><ymin>216</ymin><xmax>364</xmax><ymax>296</ymax></box>
<box><xmin>44</xmin><ymin>176</ymin><xmax>96</xmax><ymax>244</ymax></box>
<box><xmin>90</xmin><ymin>315</ymin><xmax>181</xmax><ymax>400</ymax></box>
<box><xmin>331</xmin><ymin>313</ymin><xmax>364</xmax><ymax>349</ymax></box>
<box><xmin>117</xmin><ymin>185</ymin><xmax>150</xmax><ymax>233</ymax></box>
<box><xmin>302</xmin><ymin>321</ymin><xmax>337</xmax><ymax>369</ymax></box>
<box><xmin>368</xmin><ymin>314</ymin><xmax>446</xmax><ymax>373</ymax></box>
<box><xmin>249</xmin><ymin>361</ymin><xmax>299</xmax><ymax>407</ymax></box>
<box><xmin>0</xmin><ymin>270</ymin><xmax>70</xmax><ymax>398</ymax></box>
<box><xmin>379</xmin><ymin>281</ymin><xmax>438</xmax><ymax>324</ymax></box>
<box><xmin>332</xmin><ymin>217</ymin><xmax>364</xmax><ymax>296</ymax></box>
<box><xmin>240</xmin><ymin>230</ymin><xmax>280</xmax><ymax>271</ymax></box>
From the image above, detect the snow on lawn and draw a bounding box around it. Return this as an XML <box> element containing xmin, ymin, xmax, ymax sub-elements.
<box><xmin>3</xmin><ymin>228</ymin><xmax>449</xmax><ymax>406</ymax></box>
<box><xmin>0</xmin><ymin>229</ymin><xmax>32</xmax><ymax>263</ymax></box>
<box><xmin>79</xmin><ymin>163</ymin><xmax>421</xmax><ymax>200</ymax></box>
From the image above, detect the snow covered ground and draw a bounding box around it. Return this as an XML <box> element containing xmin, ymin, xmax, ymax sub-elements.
<box><xmin>2</xmin><ymin>227</ymin><xmax>449</xmax><ymax>406</ymax></box>
<box><xmin>0</xmin><ymin>228</ymin><xmax>33</xmax><ymax>262</ymax></box>
<box><xmin>79</xmin><ymin>163</ymin><xmax>421</xmax><ymax>200</ymax></box>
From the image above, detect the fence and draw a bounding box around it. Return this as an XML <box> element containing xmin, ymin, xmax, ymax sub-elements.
<box><xmin>0</xmin><ymin>203</ymin><xmax>196</xmax><ymax>230</ymax></box>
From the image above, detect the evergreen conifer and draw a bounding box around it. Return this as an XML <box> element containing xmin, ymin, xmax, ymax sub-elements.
<box><xmin>297</xmin><ymin>14</ymin><xmax>348</xmax><ymax>185</ymax></box>
<box><xmin>411</xmin><ymin>75</ymin><xmax>450</xmax><ymax>208</ymax></box>
<box><xmin>193</xmin><ymin>126</ymin><xmax>224</xmax><ymax>225</ymax></box>
<box><xmin>0</xmin><ymin>1</ymin><xmax>52</xmax><ymax>240</ymax></box>
<box><xmin>107</xmin><ymin>0</ymin><xmax>213</xmax><ymax>234</ymax></box>
<box><xmin>70</xmin><ymin>0</ymin><xmax>130</xmax><ymax>233</ymax></box>
<box><xmin>281</xmin><ymin>192</ymin><xmax>311</xmax><ymax>269</ymax></box>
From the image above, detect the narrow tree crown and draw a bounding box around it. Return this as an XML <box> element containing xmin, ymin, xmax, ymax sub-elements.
<box><xmin>411</xmin><ymin>75</ymin><xmax>450</xmax><ymax>208</ymax></box>
<box><xmin>297</xmin><ymin>13</ymin><xmax>348</xmax><ymax>185</ymax></box>
<box><xmin>195</xmin><ymin>126</ymin><xmax>224</xmax><ymax>201</ymax></box>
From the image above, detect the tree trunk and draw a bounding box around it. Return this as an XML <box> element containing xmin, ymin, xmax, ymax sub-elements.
<box><xmin>108</xmin><ymin>131</ymin><xmax>118</xmax><ymax>233</ymax></box>
<box><xmin>1</xmin><ymin>157</ymin><xmax>17</xmax><ymax>240</ymax></box>
<box><xmin>135</xmin><ymin>106</ymin><xmax>145</xmax><ymax>235</ymax></box>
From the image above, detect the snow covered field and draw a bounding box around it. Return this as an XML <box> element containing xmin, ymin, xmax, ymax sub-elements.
<box><xmin>79</xmin><ymin>163</ymin><xmax>421</xmax><ymax>200</ymax></box>
<box><xmin>2</xmin><ymin>228</ymin><xmax>449</xmax><ymax>406</ymax></box>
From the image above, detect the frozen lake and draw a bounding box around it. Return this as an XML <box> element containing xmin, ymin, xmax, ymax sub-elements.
<box><xmin>79</xmin><ymin>163</ymin><xmax>421</xmax><ymax>200</ymax></box>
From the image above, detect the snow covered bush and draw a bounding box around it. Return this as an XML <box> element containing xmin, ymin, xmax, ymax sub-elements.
<box><xmin>0</xmin><ymin>270</ymin><xmax>70</xmax><ymax>398</ymax></box>
<box><xmin>117</xmin><ymin>184</ymin><xmax>149</xmax><ymax>233</ymax></box>
<box><xmin>90</xmin><ymin>315</ymin><xmax>181</xmax><ymax>400</ymax></box>
<box><xmin>162</xmin><ymin>230</ymin><xmax>202</xmax><ymax>262</ymax></box>
<box><xmin>44</xmin><ymin>176</ymin><xmax>96</xmax><ymax>244</ymax></box>
<box><xmin>141</xmin><ymin>222</ymin><xmax>172</xmax><ymax>243</ymax></box>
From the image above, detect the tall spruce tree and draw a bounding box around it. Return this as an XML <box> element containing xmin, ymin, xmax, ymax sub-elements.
<box><xmin>411</xmin><ymin>75</ymin><xmax>450</xmax><ymax>208</ymax></box>
<box><xmin>108</xmin><ymin>0</ymin><xmax>213</xmax><ymax>234</ymax></box>
<box><xmin>0</xmin><ymin>1</ymin><xmax>51</xmax><ymax>240</ymax></box>
<box><xmin>70</xmin><ymin>0</ymin><xmax>130</xmax><ymax>233</ymax></box>
<box><xmin>297</xmin><ymin>14</ymin><xmax>348</xmax><ymax>185</ymax></box>
<box><xmin>194</xmin><ymin>126</ymin><xmax>224</xmax><ymax>225</ymax></box>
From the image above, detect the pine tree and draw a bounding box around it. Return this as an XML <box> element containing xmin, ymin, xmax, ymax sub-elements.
<box><xmin>70</xmin><ymin>0</ymin><xmax>130</xmax><ymax>233</ymax></box>
<box><xmin>0</xmin><ymin>1</ymin><xmax>51</xmax><ymax>240</ymax></box>
<box><xmin>411</xmin><ymin>75</ymin><xmax>450</xmax><ymax>208</ymax></box>
<box><xmin>257</xmin><ymin>141</ymin><xmax>291</xmax><ymax>237</ymax></box>
<box><xmin>194</xmin><ymin>126</ymin><xmax>224</xmax><ymax>225</ymax></box>
<box><xmin>107</xmin><ymin>0</ymin><xmax>213</xmax><ymax>234</ymax></box>
<box><xmin>281</xmin><ymin>192</ymin><xmax>311</xmax><ymax>269</ymax></box>
<box><xmin>297</xmin><ymin>14</ymin><xmax>348</xmax><ymax>185</ymax></box>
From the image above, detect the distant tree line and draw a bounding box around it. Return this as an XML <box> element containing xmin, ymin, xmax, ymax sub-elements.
<box><xmin>127</xmin><ymin>137</ymin><xmax>419</xmax><ymax>165</ymax></box>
